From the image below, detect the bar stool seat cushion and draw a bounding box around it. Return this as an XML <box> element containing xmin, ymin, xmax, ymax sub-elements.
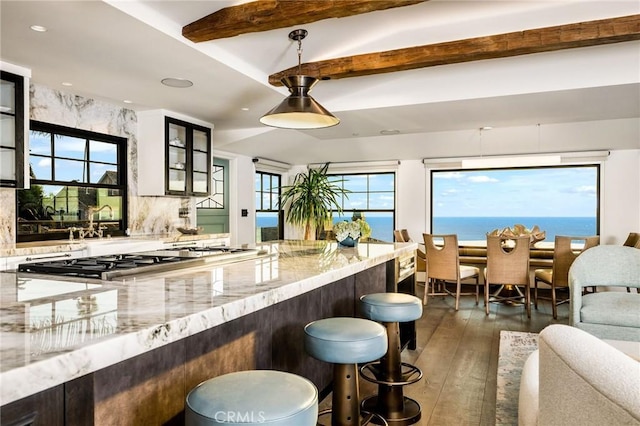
<box><xmin>304</xmin><ymin>317</ymin><xmax>387</xmax><ymax>364</ymax></box>
<box><xmin>360</xmin><ymin>293</ymin><xmax>423</xmax><ymax>323</ymax></box>
<box><xmin>186</xmin><ymin>370</ymin><xmax>318</xmax><ymax>425</ymax></box>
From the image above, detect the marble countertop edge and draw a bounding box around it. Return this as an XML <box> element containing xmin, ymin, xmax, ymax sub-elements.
<box><xmin>0</xmin><ymin>242</ymin><xmax>416</xmax><ymax>406</ymax></box>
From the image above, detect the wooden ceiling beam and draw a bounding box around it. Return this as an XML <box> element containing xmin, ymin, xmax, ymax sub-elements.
<box><xmin>182</xmin><ymin>0</ymin><xmax>426</xmax><ymax>43</ymax></box>
<box><xmin>269</xmin><ymin>14</ymin><xmax>640</xmax><ymax>86</ymax></box>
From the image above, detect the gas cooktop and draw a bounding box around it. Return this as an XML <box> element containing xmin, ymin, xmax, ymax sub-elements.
<box><xmin>17</xmin><ymin>246</ymin><xmax>266</xmax><ymax>280</ymax></box>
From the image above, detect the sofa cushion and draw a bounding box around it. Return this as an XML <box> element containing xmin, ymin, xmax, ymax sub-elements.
<box><xmin>580</xmin><ymin>292</ymin><xmax>640</xmax><ymax>328</ymax></box>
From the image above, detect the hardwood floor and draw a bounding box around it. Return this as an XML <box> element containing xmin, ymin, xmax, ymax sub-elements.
<box><xmin>320</xmin><ymin>285</ymin><xmax>570</xmax><ymax>426</ymax></box>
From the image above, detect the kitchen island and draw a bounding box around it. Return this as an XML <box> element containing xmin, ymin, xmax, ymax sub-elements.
<box><xmin>0</xmin><ymin>240</ymin><xmax>417</xmax><ymax>425</ymax></box>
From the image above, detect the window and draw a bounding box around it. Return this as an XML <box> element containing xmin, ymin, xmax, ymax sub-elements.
<box><xmin>430</xmin><ymin>165</ymin><xmax>599</xmax><ymax>242</ymax></box>
<box><xmin>330</xmin><ymin>172</ymin><xmax>396</xmax><ymax>242</ymax></box>
<box><xmin>17</xmin><ymin>121</ymin><xmax>127</xmax><ymax>241</ymax></box>
<box><xmin>255</xmin><ymin>171</ymin><xmax>282</xmax><ymax>242</ymax></box>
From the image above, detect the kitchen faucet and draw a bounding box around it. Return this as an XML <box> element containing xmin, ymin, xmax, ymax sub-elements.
<box><xmin>75</xmin><ymin>205</ymin><xmax>113</xmax><ymax>240</ymax></box>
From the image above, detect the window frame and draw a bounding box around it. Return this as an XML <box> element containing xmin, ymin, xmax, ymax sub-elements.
<box><xmin>429</xmin><ymin>164</ymin><xmax>601</xmax><ymax>242</ymax></box>
<box><xmin>255</xmin><ymin>170</ymin><xmax>283</xmax><ymax>241</ymax></box>
<box><xmin>329</xmin><ymin>171</ymin><xmax>396</xmax><ymax>242</ymax></box>
<box><xmin>17</xmin><ymin>121</ymin><xmax>128</xmax><ymax>242</ymax></box>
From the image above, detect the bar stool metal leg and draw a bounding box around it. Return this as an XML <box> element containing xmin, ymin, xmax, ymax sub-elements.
<box><xmin>360</xmin><ymin>322</ymin><xmax>422</xmax><ymax>425</ymax></box>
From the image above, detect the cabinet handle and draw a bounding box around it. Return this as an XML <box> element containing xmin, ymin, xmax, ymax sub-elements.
<box><xmin>169</xmin><ymin>242</ymin><xmax>198</xmax><ymax>248</ymax></box>
<box><xmin>25</xmin><ymin>253</ymin><xmax>72</xmax><ymax>262</ymax></box>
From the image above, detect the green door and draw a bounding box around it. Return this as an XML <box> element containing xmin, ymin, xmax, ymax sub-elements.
<box><xmin>196</xmin><ymin>158</ymin><xmax>229</xmax><ymax>233</ymax></box>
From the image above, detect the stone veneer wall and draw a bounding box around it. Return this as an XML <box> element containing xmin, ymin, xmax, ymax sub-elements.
<box><xmin>0</xmin><ymin>84</ymin><xmax>189</xmax><ymax>245</ymax></box>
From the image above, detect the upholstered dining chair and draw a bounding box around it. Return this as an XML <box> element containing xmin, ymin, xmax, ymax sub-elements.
<box><xmin>422</xmin><ymin>234</ymin><xmax>479</xmax><ymax>310</ymax></box>
<box><xmin>533</xmin><ymin>235</ymin><xmax>600</xmax><ymax>319</ymax></box>
<box><xmin>623</xmin><ymin>232</ymin><xmax>640</xmax><ymax>248</ymax></box>
<box><xmin>485</xmin><ymin>235</ymin><xmax>531</xmax><ymax>317</ymax></box>
<box><xmin>623</xmin><ymin>232</ymin><xmax>640</xmax><ymax>293</ymax></box>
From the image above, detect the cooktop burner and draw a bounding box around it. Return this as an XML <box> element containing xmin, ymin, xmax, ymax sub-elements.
<box><xmin>18</xmin><ymin>254</ymin><xmax>185</xmax><ymax>279</ymax></box>
<box><xmin>17</xmin><ymin>246</ymin><xmax>266</xmax><ymax>280</ymax></box>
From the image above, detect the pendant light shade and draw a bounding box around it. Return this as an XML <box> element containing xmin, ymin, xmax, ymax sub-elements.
<box><xmin>260</xmin><ymin>75</ymin><xmax>340</xmax><ymax>129</ymax></box>
<box><xmin>260</xmin><ymin>29</ymin><xmax>339</xmax><ymax>130</ymax></box>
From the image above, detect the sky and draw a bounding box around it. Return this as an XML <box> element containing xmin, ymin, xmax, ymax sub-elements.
<box><xmin>432</xmin><ymin>166</ymin><xmax>598</xmax><ymax>217</ymax></box>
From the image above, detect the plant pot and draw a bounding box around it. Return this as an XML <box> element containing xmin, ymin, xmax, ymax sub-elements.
<box><xmin>338</xmin><ymin>236</ymin><xmax>359</xmax><ymax>247</ymax></box>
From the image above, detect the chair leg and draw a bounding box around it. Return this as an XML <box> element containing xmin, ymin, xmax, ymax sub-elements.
<box><xmin>525</xmin><ymin>284</ymin><xmax>531</xmax><ymax>318</ymax></box>
<box><xmin>533</xmin><ymin>278</ymin><xmax>539</xmax><ymax>310</ymax></box>
<box><xmin>551</xmin><ymin>286</ymin><xmax>558</xmax><ymax>320</ymax></box>
<box><xmin>484</xmin><ymin>281</ymin><xmax>490</xmax><ymax>315</ymax></box>
<box><xmin>454</xmin><ymin>279</ymin><xmax>461</xmax><ymax>311</ymax></box>
<box><xmin>423</xmin><ymin>279</ymin><xmax>429</xmax><ymax>306</ymax></box>
<box><xmin>475</xmin><ymin>276</ymin><xmax>479</xmax><ymax>305</ymax></box>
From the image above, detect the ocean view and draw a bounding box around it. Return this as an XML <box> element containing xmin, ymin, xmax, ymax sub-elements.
<box><xmin>432</xmin><ymin>217</ymin><xmax>597</xmax><ymax>241</ymax></box>
<box><xmin>257</xmin><ymin>215</ymin><xmax>597</xmax><ymax>243</ymax></box>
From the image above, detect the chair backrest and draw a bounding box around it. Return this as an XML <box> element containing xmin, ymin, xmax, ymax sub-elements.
<box><xmin>552</xmin><ymin>235</ymin><xmax>600</xmax><ymax>287</ymax></box>
<box><xmin>486</xmin><ymin>235</ymin><xmax>531</xmax><ymax>285</ymax></box>
<box><xmin>623</xmin><ymin>232</ymin><xmax>640</xmax><ymax>248</ymax></box>
<box><xmin>569</xmin><ymin>245</ymin><xmax>640</xmax><ymax>289</ymax></box>
<box><xmin>400</xmin><ymin>229</ymin><xmax>412</xmax><ymax>242</ymax></box>
<box><xmin>394</xmin><ymin>230</ymin><xmax>405</xmax><ymax>242</ymax></box>
<box><xmin>423</xmin><ymin>234</ymin><xmax>460</xmax><ymax>280</ymax></box>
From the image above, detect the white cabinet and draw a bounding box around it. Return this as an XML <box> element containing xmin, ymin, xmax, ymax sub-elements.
<box><xmin>0</xmin><ymin>62</ymin><xmax>30</xmax><ymax>188</ymax></box>
<box><xmin>137</xmin><ymin>110</ymin><xmax>213</xmax><ymax>196</ymax></box>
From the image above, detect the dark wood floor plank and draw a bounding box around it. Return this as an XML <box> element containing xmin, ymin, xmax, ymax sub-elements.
<box><xmin>321</xmin><ymin>286</ymin><xmax>570</xmax><ymax>425</ymax></box>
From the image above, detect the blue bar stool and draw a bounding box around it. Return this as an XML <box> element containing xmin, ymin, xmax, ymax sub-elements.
<box><xmin>359</xmin><ymin>293</ymin><xmax>423</xmax><ymax>425</ymax></box>
<box><xmin>185</xmin><ymin>370</ymin><xmax>318</xmax><ymax>425</ymax></box>
<box><xmin>304</xmin><ymin>317</ymin><xmax>389</xmax><ymax>426</ymax></box>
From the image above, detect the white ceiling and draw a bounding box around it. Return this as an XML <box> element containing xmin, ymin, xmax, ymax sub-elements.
<box><xmin>1</xmin><ymin>0</ymin><xmax>639</xmax><ymax>165</ymax></box>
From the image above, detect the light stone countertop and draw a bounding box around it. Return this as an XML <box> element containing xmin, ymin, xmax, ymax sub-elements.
<box><xmin>0</xmin><ymin>240</ymin><xmax>417</xmax><ymax>406</ymax></box>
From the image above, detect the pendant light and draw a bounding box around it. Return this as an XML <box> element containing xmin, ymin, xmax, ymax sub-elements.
<box><xmin>260</xmin><ymin>29</ymin><xmax>340</xmax><ymax>129</ymax></box>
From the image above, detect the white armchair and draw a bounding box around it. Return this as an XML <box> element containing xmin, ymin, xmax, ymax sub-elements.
<box><xmin>569</xmin><ymin>245</ymin><xmax>640</xmax><ymax>342</ymax></box>
<box><xmin>519</xmin><ymin>324</ymin><xmax>640</xmax><ymax>425</ymax></box>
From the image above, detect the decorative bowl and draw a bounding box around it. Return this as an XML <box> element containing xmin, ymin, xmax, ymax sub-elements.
<box><xmin>337</xmin><ymin>236</ymin><xmax>359</xmax><ymax>247</ymax></box>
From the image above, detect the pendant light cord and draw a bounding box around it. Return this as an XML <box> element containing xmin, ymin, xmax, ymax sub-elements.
<box><xmin>297</xmin><ymin>38</ymin><xmax>303</xmax><ymax>75</ymax></box>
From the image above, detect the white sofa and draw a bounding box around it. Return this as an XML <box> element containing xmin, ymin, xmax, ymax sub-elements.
<box><xmin>518</xmin><ymin>324</ymin><xmax>640</xmax><ymax>426</ymax></box>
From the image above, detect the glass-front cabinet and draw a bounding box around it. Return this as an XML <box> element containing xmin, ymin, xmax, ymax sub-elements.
<box><xmin>0</xmin><ymin>69</ymin><xmax>27</xmax><ymax>188</ymax></box>
<box><xmin>165</xmin><ymin>117</ymin><xmax>211</xmax><ymax>196</ymax></box>
<box><xmin>137</xmin><ymin>110</ymin><xmax>212</xmax><ymax>196</ymax></box>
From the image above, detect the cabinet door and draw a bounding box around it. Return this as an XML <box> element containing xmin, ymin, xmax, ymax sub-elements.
<box><xmin>0</xmin><ymin>71</ymin><xmax>25</xmax><ymax>188</ymax></box>
<box><xmin>166</xmin><ymin>120</ymin><xmax>187</xmax><ymax>193</ymax></box>
<box><xmin>191</xmin><ymin>128</ymin><xmax>210</xmax><ymax>195</ymax></box>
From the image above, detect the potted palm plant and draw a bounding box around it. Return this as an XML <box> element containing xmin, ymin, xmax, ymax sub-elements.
<box><xmin>280</xmin><ymin>163</ymin><xmax>349</xmax><ymax>240</ymax></box>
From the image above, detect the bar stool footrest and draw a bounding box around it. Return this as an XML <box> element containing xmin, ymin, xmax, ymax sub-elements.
<box><xmin>361</xmin><ymin>395</ymin><xmax>421</xmax><ymax>426</ymax></box>
<box><xmin>316</xmin><ymin>408</ymin><xmax>389</xmax><ymax>426</ymax></box>
<box><xmin>360</xmin><ymin>362</ymin><xmax>423</xmax><ymax>387</ymax></box>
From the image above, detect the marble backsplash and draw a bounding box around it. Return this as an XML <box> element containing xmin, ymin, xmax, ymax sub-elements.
<box><xmin>0</xmin><ymin>84</ymin><xmax>190</xmax><ymax>246</ymax></box>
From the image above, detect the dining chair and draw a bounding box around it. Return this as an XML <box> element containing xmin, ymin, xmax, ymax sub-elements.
<box><xmin>422</xmin><ymin>234</ymin><xmax>479</xmax><ymax>311</ymax></box>
<box><xmin>394</xmin><ymin>229</ymin><xmax>406</xmax><ymax>242</ymax></box>
<box><xmin>484</xmin><ymin>235</ymin><xmax>531</xmax><ymax>317</ymax></box>
<box><xmin>623</xmin><ymin>232</ymin><xmax>640</xmax><ymax>248</ymax></box>
<box><xmin>533</xmin><ymin>235</ymin><xmax>600</xmax><ymax>319</ymax></box>
<box><xmin>623</xmin><ymin>232</ymin><xmax>640</xmax><ymax>293</ymax></box>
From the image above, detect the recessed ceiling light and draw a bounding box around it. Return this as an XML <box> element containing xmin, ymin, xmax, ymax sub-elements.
<box><xmin>61</xmin><ymin>82</ymin><xmax>73</xmax><ymax>87</ymax></box>
<box><xmin>480</xmin><ymin>126</ymin><xmax>494</xmax><ymax>130</ymax></box>
<box><xmin>30</xmin><ymin>25</ymin><xmax>47</xmax><ymax>32</ymax></box>
<box><xmin>161</xmin><ymin>78</ymin><xmax>193</xmax><ymax>88</ymax></box>
<box><xmin>123</xmin><ymin>100</ymin><xmax>133</xmax><ymax>104</ymax></box>
<box><xmin>380</xmin><ymin>129</ymin><xmax>400</xmax><ymax>135</ymax></box>
<box><xmin>241</xmin><ymin>107</ymin><xmax>249</xmax><ymax>111</ymax></box>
